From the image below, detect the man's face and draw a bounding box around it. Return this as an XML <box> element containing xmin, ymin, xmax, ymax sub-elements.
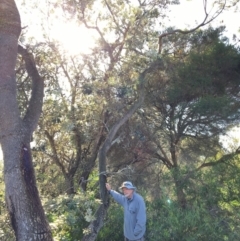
<box><xmin>122</xmin><ymin>187</ymin><xmax>134</xmax><ymax>198</ymax></box>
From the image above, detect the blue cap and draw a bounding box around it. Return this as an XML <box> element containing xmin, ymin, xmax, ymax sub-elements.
<box><xmin>119</xmin><ymin>181</ymin><xmax>136</xmax><ymax>191</ymax></box>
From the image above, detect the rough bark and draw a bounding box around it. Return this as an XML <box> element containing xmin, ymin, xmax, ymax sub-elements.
<box><xmin>0</xmin><ymin>1</ymin><xmax>52</xmax><ymax>240</ymax></box>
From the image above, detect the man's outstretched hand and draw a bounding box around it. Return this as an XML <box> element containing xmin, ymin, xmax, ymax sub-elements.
<box><xmin>105</xmin><ymin>183</ymin><xmax>111</xmax><ymax>191</ymax></box>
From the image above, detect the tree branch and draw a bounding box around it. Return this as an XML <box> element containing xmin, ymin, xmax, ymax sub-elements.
<box><xmin>196</xmin><ymin>148</ymin><xmax>240</xmax><ymax>171</ymax></box>
<box><xmin>18</xmin><ymin>44</ymin><xmax>44</xmax><ymax>134</ymax></box>
<box><xmin>44</xmin><ymin>130</ymin><xmax>67</xmax><ymax>176</ymax></box>
<box><xmin>158</xmin><ymin>0</ymin><xmax>226</xmax><ymax>53</ymax></box>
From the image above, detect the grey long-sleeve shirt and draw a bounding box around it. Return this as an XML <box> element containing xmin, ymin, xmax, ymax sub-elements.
<box><xmin>109</xmin><ymin>190</ymin><xmax>146</xmax><ymax>240</ymax></box>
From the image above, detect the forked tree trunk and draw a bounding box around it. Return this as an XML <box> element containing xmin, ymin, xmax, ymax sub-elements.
<box><xmin>0</xmin><ymin>1</ymin><xmax>52</xmax><ymax>240</ymax></box>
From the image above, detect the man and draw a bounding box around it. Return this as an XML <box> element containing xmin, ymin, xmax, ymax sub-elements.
<box><xmin>106</xmin><ymin>181</ymin><xmax>146</xmax><ymax>241</ymax></box>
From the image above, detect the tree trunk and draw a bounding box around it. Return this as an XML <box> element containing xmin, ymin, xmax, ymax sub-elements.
<box><xmin>3</xmin><ymin>142</ymin><xmax>52</xmax><ymax>240</ymax></box>
<box><xmin>65</xmin><ymin>175</ymin><xmax>74</xmax><ymax>194</ymax></box>
<box><xmin>172</xmin><ymin>168</ymin><xmax>187</xmax><ymax>209</ymax></box>
<box><xmin>0</xmin><ymin>1</ymin><xmax>52</xmax><ymax>240</ymax></box>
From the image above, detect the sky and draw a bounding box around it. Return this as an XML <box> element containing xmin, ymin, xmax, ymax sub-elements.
<box><xmin>16</xmin><ymin>0</ymin><xmax>97</xmax><ymax>55</ymax></box>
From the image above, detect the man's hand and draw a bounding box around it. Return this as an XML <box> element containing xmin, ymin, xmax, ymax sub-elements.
<box><xmin>105</xmin><ymin>183</ymin><xmax>111</xmax><ymax>191</ymax></box>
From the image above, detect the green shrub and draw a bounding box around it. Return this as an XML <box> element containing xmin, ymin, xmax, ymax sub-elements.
<box><xmin>96</xmin><ymin>202</ymin><xmax>124</xmax><ymax>241</ymax></box>
<box><xmin>43</xmin><ymin>191</ymin><xmax>100</xmax><ymax>241</ymax></box>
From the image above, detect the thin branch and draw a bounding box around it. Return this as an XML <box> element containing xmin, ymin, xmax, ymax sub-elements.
<box><xmin>104</xmin><ymin>0</ymin><xmax>123</xmax><ymax>34</ymax></box>
<box><xmin>44</xmin><ymin>130</ymin><xmax>67</xmax><ymax>176</ymax></box>
<box><xmin>196</xmin><ymin>148</ymin><xmax>240</xmax><ymax>171</ymax></box>
<box><xmin>158</xmin><ymin>0</ymin><xmax>226</xmax><ymax>53</ymax></box>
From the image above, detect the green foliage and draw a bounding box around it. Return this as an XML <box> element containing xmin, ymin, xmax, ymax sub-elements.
<box><xmin>146</xmin><ymin>199</ymin><xmax>238</xmax><ymax>241</ymax></box>
<box><xmin>146</xmin><ymin>160</ymin><xmax>240</xmax><ymax>241</ymax></box>
<box><xmin>167</xmin><ymin>41</ymin><xmax>240</xmax><ymax>105</ymax></box>
<box><xmin>192</xmin><ymin>95</ymin><xmax>232</xmax><ymax>119</ymax></box>
<box><xmin>43</xmin><ymin>192</ymin><xmax>101</xmax><ymax>241</ymax></box>
<box><xmin>96</xmin><ymin>202</ymin><xmax>124</xmax><ymax>241</ymax></box>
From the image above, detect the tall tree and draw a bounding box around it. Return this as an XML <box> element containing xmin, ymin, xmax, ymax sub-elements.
<box><xmin>138</xmin><ymin>29</ymin><xmax>240</xmax><ymax>208</ymax></box>
<box><xmin>0</xmin><ymin>1</ymin><xmax>52</xmax><ymax>240</ymax></box>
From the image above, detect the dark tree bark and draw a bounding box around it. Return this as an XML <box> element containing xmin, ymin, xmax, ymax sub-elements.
<box><xmin>79</xmin><ymin>111</ymin><xmax>108</xmax><ymax>192</ymax></box>
<box><xmin>0</xmin><ymin>1</ymin><xmax>52</xmax><ymax>240</ymax></box>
